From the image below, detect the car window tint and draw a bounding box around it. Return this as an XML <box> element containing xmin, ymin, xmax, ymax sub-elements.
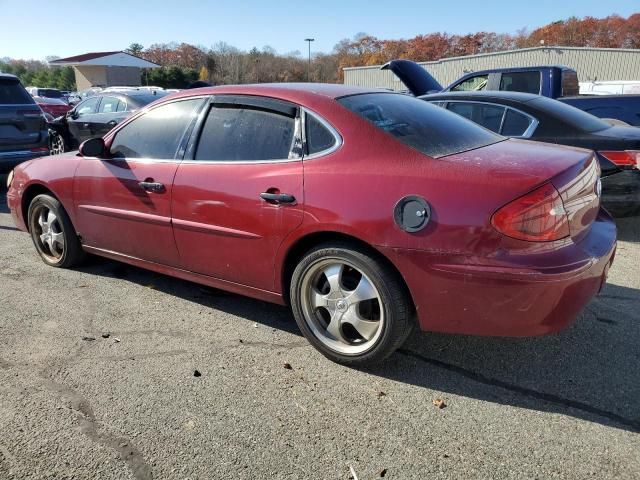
<box><xmin>501</xmin><ymin>109</ymin><xmax>535</xmax><ymax>137</ymax></box>
<box><xmin>76</xmin><ymin>97</ymin><xmax>100</xmax><ymax>115</ymax></box>
<box><xmin>339</xmin><ymin>93</ymin><xmax>502</xmax><ymax>158</ymax></box>
<box><xmin>305</xmin><ymin>113</ymin><xmax>336</xmax><ymax>155</ymax></box>
<box><xmin>110</xmin><ymin>99</ymin><xmax>202</xmax><ymax>159</ymax></box>
<box><xmin>499</xmin><ymin>72</ymin><xmax>541</xmax><ymax>94</ymax></box>
<box><xmin>195</xmin><ymin>106</ymin><xmax>295</xmax><ymax>161</ymax></box>
<box><xmin>447</xmin><ymin>102</ymin><xmax>505</xmax><ymax>133</ymax></box>
<box><xmin>450</xmin><ymin>75</ymin><xmax>488</xmax><ymax>92</ymax></box>
<box><xmin>0</xmin><ymin>79</ymin><xmax>34</xmax><ymax>104</ymax></box>
<box><xmin>116</xmin><ymin>100</ymin><xmax>127</xmax><ymax>112</ymax></box>
<box><xmin>99</xmin><ymin>97</ymin><xmax>120</xmax><ymax>113</ymax></box>
<box><xmin>529</xmin><ymin>96</ymin><xmax>609</xmax><ymax>133</ymax></box>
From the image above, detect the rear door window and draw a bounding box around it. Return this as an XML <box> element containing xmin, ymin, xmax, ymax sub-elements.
<box><xmin>195</xmin><ymin>103</ymin><xmax>297</xmax><ymax>161</ymax></box>
<box><xmin>447</xmin><ymin>102</ymin><xmax>506</xmax><ymax>133</ymax></box>
<box><xmin>499</xmin><ymin>72</ymin><xmax>541</xmax><ymax>94</ymax></box>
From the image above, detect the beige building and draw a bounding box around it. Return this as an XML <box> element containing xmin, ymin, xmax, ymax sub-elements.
<box><xmin>343</xmin><ymin>46</ymin><xmax>640</xmax><ymax>91</ymax></box>
<box><xmin>50</xmin><ymin>51</ymin><xmax>160</xmax><ymax>90</ymax></box>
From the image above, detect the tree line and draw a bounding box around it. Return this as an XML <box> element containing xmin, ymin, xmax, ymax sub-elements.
<box><xmin>1</xmin><ymin>13</ymin><xmax>638</xmax><ymax>90</ymax></box>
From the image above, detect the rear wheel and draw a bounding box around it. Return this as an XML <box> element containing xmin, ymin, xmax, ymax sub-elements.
<box><xmin>28</xmin><ymin>194</ymin><xmax>84</xmax><ymax>268</ymax></box>
<box><xmin>290</xmin><ymin>243</ymin><xmax>413</xmax><ymax>366</ymax></box>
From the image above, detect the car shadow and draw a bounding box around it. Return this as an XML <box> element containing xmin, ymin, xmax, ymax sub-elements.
<box><xmin>615</xmin><ymin>215</ymin><xmax>640</xmax><ymax>243</ymax></box>
<box><xmin>75</xmin><ymin>253</ymin><xmax>640</xmax><ymax>434</ymax></box>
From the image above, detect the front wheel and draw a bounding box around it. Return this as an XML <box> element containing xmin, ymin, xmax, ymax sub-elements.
<box><xmin>49</xmin><ymin>130</ymin><xmax>66</xmax><ymax>155</ymax></box>
<box><xmin>28</xmin><ymin>194</ymin><xmax>85</xmax><ymax>268</ymax></box>
<box><xmin>290</xmin><ymin>243</ymin><xmax>413</xmax><ymax>366</ymax></box>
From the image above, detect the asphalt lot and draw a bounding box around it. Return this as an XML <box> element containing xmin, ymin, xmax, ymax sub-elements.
<box><xmin>0</xmin><ymin>177</ymin><xmax>639</xmax><ymax>479</ymax></box>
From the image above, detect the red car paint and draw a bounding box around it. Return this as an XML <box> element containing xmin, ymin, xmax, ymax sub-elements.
<box><xmin>34</xmin><ymin>96</ymin><xmax>71</xmax><ymax>118</ymax></box>
<box><xmin>7</xmin><ymin>84</ymin><xmax>616</xmax><ymax>336</ymax></box>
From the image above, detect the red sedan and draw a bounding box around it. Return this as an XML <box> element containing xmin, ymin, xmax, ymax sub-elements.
<box><xmin>6</xmin><ymin>84</ymin><xmax>616</xmax><ymax>365</ymax></box>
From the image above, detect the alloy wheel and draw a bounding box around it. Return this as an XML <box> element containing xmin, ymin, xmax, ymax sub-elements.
<box><xmin>32</xmin><ymin>205</ymin><xmax>65</xmax><ymax>262</ymax></box>
<box><xmin>299</xmin><ymin>258</ymin><xmax>384</xmax><ymax>355</ymax></box>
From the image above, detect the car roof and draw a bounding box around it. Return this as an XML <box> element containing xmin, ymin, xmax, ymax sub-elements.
<box><xmin>420</xmin><ymin>90</ymin><xmax>542</xmax><ymax>103</ymax></box>
<box><xmin>168</xmin><ymin>83</ymin><xmax>389</xmax><ymax>104</ymax></box>
<box><xmin>0</xmin><ymin>73</ymin><xmax>20</xmax><ymax>81</ymax></box>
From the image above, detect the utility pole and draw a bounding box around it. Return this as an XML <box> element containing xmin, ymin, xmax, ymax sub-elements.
<box><xmin>304</xmin><ymin>38</ymin><xmax>315</xmax><ymax>82</ymax></box>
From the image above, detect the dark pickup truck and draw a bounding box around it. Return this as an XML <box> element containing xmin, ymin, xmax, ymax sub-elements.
<box><xmin>383</xmin><ymin>61</ymin><xmax>640</xmax><ymax>126</ymax></box>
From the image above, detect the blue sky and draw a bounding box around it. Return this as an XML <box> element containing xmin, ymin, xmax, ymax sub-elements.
<box><xmin>0</xmin><ymin>0</ymin><xmax>637</xmax><ymax>60</ymax></box>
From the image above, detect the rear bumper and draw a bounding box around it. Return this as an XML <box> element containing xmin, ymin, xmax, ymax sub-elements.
<box><xmin>0</xmin><ymin>150</ymin><xmax>48</xmax><ymax>173</ymax></box>
<box><xmin>601</xmin><ymin>169</ymin><xmax>640</xmax><ymax>217</ymax></box>
<box><xmin>382</xmin><ymin>209</ymin><xmax>617</xmax><ymax>336</ymax></box>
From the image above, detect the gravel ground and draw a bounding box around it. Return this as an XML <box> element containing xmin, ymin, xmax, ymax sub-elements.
<box><xmin>1</xmin><ymin>177</ymin><xmax>639</xmax><ymax>479</ymax></box>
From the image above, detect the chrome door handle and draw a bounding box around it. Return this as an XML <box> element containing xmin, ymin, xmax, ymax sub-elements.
<box><xmin>138</xmin><ymin>181</ymin><xmax>165</xmax><ymax>193</ymax></box>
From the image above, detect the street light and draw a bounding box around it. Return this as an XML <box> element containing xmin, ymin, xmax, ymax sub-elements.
<box><xmin>304</xmin><ymin>38</ymin><xmax>315</xmax><ymax>82</ymax></box>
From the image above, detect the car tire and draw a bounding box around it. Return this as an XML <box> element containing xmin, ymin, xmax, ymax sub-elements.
<box><xmin>290</xmin><ymin>243</ymin><xmax>413</xmax><ymax>366</ymax></box>
<box><xmin>49</xmin><ymin>130</ymin><xmax>66</xmax><ymax>155</ymax></box>
<box><xmin>28</xmin><ymin>194</ymin><xmax>85</xmax><ymax>268</ymax></box>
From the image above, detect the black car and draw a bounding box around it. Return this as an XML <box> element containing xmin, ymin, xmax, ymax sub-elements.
<box><xmin>0</xmin><ymin>74</ymin><xmax>49</xmax><ymax>174</ymax></box>
<box><xmin>417</xmin><ymin>91</ymin><xmax>640</xmax><ymax>217</ymax></box>
<box><xmin>48</xmin><ymin>89</ymin><xmax>169</xmax><ymax>153</ymax></box>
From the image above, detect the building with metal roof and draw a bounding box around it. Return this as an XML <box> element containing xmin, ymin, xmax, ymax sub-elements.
<box><xmin>343</xmin><ymin>46</ymin><xmax>640</xmax><ymax>91</ymax></box>
<box><xmin>50</xmin><ymin>51</ymin><xmax>160</xmax><ymax>90</ymax></box>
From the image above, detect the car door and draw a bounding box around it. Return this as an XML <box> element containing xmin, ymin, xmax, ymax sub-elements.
<box><xmin>73</xmin><ymin>97</ymin><xmax>205</xmax><ymax>265</ymax></box>
<box><xmin>171</xmin><ymin>95</ymin><xmax>304</xmax><ymax>291</ymax></box>
<box><xmin>67</xmin><ymin>96</ymin><xmax>100</xmax><ymax>144</ymax></box>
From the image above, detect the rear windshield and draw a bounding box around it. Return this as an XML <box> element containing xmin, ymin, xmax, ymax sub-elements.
<box><xmin>338</xmin><ymin>93</ymin><xmax>501</xmax><ymax>158</ymax></box>
<box><xmin>0</xmin><ymin>78</ymin><xmax>35</xmax><ymax>105</ymax></box>
<box><xmin>528</xmin><ymin>96</ymin><xmax>609</xmax><ymax>133</ymax></box>
<box><xmin>38</xmin><ymin>88</ymin><xmax>63</xmax><ymax>98</ymax></box>
<box><xmin>129</xmin><ymin>92</ymin><xmax>169</xmax><ymax>107</ymax></box>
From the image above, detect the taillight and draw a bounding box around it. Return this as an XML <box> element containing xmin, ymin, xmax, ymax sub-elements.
<box><xmin>599</xmin><ymin>150</ymin><xmax>640</xmax><ymax>167</ymax></box>
<box><xmin>491</xmin><ymin>183</ymin><xmax>570</xmax><ymax>242</ymax></box>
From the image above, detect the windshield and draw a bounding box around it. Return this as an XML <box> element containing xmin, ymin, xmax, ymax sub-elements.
<box><xmin>38</xmin><ymin>88</ymin><xmax>63</xmax><ymax>98</ymax></box>
<box><xmin>338</xmin><ymin>93</ymin><xmax>502</xmax><ymax>158</ymax></box>
<box><xmin>528</xmin><ymin>96</ymin><xmax>610</xmax><ymax>133</ymax></box>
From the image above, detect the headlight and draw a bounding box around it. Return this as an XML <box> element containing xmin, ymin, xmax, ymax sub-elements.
<box><xmin>7</xmin><ymin>169</ymin><xmax>15</xmax><ymax>188</ymax></box>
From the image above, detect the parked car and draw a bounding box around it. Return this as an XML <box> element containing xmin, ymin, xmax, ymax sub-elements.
<box><xmin>34</xmin><ymin>96</ymin><xmax>72</xmax><ymax>120</ymax></box>
<box><xmin>383</xmin><ymin>60</ymin><xmax>640</xmax><ymax>126</ymax></box>
<box><xmin>26</xmin><ymin>87</ymin><xmax>67</xmax><ymax>103</ymax></box>
<box><xmin>0</xmin><ymin>74</ymin><xmax>49</xmax><ymax>174</ymax></box>
<box><xmin>6</xmin><ymin>84</ymin><xmax>616</xmax><ymax>365</ymax></box>
<box><xmin>416</xmin><ymin>91</ymin><xmax>640</xmax><ymax>216</ymax></box>
<box><xmin>47</xmin><ymin>89</ymin><xmax>169</xmax><ymax>154</ymax></box>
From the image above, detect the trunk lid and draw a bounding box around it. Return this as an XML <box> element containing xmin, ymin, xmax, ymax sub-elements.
<box><xmin>381</xmin><ymin>60</ymin><xmax>443</xmax><ymax>96</ymax></box>
<box><xmin>443</xmin><ymin>139</ymin><xmax>600</xmax><ymax>239</ymax></box>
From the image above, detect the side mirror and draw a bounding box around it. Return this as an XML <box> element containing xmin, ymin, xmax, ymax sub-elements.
<box><xmin>79</xmin><ymin>137</ymin><xmax>106</xmax><ymax>158</ymax></box>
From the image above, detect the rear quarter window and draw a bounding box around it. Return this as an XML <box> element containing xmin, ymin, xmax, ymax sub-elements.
<box><xmin>338</xmin><ymin>93</ymin><xmax>502</xmax><ymax>158</ymax></box>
